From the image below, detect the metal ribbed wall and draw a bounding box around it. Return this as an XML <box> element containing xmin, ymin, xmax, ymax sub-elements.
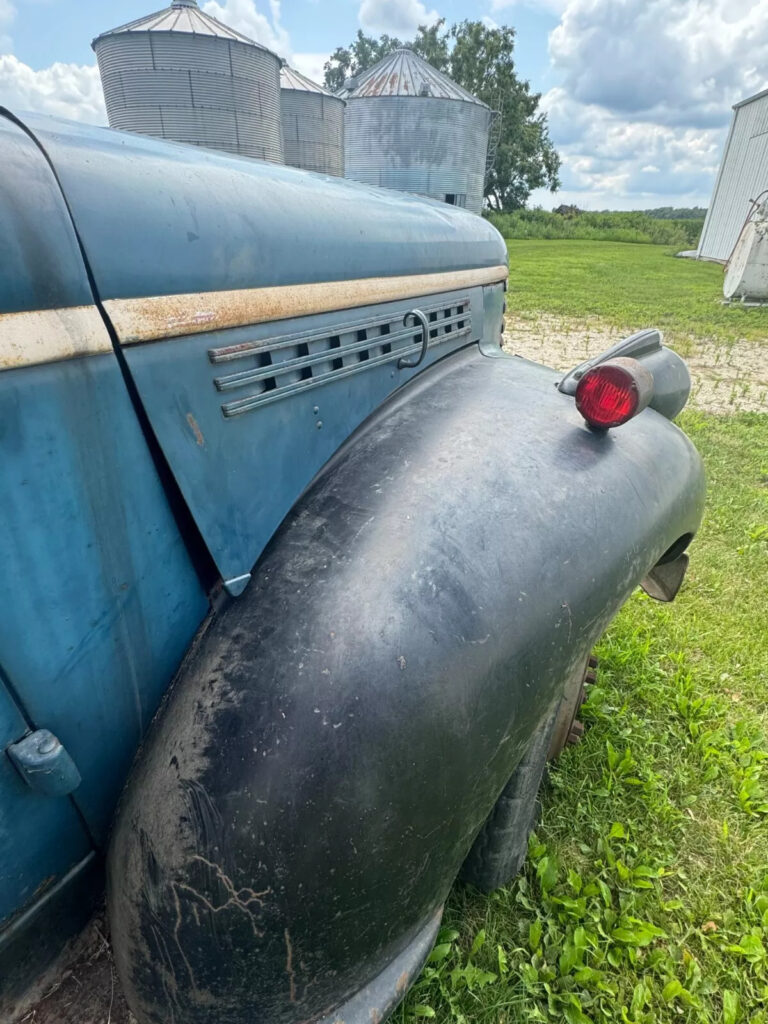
<box><xmin>281</xmin><ymin>89</ymin><xmax>344</xmax><ymax>176</ymax></box>
<box><xmin>344</xmin><ymin>97</ymin><xmax>491</xmax><ymax>214</ymax></box>
<box><xmin>94</xmin><ymin>32</ymin><xmax>283</xmax><ymax>163</ymax></box>
<box><xmin>699</xmin><ymin>90</ymin><xmax>768</xmax><ymax>261</ymax></box>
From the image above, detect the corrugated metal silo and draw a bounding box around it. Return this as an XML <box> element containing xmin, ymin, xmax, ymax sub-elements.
<box><xmin>280</xmin><ymin>65</ymin><xmax>345</xmax><ymax>176</ymax></box>
<box><xmin>92</xmin><ymin>0</ymin><xmax>283</xmax><ymax>163</ymax></box>
<box><xmin>338</xmin><ymin>49</ymin><xmax>491</xmax><ymax>214</ymax></box>
<box><xmin>698</xmin><ymin>89</ymin><xmax>768</xmax><ymax>261</ymax></box>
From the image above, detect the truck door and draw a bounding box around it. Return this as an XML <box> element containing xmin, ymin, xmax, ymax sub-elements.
<box><xmin>0</xmin><ymin>110</ymin><xmax>208</xmax><ymax>860</ymax></box>
<box><xmin>0</xmin><ymin>118</ymin><xmax>98</xmax><ymax>1003</ymax></box>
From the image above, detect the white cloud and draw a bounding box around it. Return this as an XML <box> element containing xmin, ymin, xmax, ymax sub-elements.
<box><xmin>0</xmin><ymin>0</ymin><xmax>105</xmax><ymax>125</ymax></box>
<box><xmin>549</xmin><ymin>0</ymin><xmax>768</xmax><ymax>128</ymax></box>
<box><xmin>202</xmin><ymin>0</ymin><xmax>290</xmax><ymax>57</ymax></box>
<box><xmin>536</xmin><ymin>87</ymin><xmax>724</xmax><ymax>209</ymax></box>
<box><xmin>358</xmin><ymin>0</ymin><xmax>440</xmax><ymax>37</ymax></box>
<box><xmin>526</xmin><ymin>0</ymin><xmax>768</xmax><ymax>208</ymax></box>
<box><xmin>0</xmin><ymin>54</ymin><xmax>106</xmax><ymax>123</ymax></box>
<box><xmin>291</xmin><ymin>52</ymin><xmax>331</xmax><ymax>86</ymax></box>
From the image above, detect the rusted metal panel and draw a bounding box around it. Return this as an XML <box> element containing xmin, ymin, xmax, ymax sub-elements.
<box><xmin>103</xmin><ymin>265</ymin><xmax>507</xmax><ymax>344</ymax></box>
<box><xmin>337</xmin><ymin>48</ymin><xmax>486</xmax><ymax>106</ymax></box>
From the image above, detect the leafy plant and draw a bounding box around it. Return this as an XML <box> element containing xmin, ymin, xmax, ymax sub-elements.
<box><xmin>487</xmin><ymin>208</ymin><xmax>703</xmax><ymax>248</ymax></box>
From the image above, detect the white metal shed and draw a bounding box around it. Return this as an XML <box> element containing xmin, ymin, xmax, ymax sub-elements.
<box><xmin>698</xmin><ymin>89</ymin><xmax>768</xmax><ymax>262</ymax></box>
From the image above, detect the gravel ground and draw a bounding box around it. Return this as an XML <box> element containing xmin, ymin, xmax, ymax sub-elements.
<box><xmin>11</xmin><ymin>315</ymin><xmax>766</xmax><ymax>1024</ymax></box>
<box><xmin>504</xmin><ymin>313</ymin><xmax>768</xmax><ymax>414</ymax></box>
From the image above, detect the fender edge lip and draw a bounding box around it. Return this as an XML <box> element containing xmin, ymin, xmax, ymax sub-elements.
<box><xmin>316</xmin><ymin>909</ymin><xmax>443</xmax><ymax>1024</ymax></box>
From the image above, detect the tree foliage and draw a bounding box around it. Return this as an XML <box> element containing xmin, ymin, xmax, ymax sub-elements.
<box><xmin>324</xmin><ymin>21</ymin><xmax>560</xmax><ymax>211</ymax></box>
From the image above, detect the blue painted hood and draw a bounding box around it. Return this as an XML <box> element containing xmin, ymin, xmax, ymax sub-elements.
<box><xmin>12</xmin><ymin>112</ymin><xmax>507</xmax><ymax>303</ymax></box>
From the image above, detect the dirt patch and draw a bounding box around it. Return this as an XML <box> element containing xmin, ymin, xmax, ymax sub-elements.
<box><xmin>13</xmin><ymin>917</ymin><xmax>134</xmax><ymax>1024</ymax></box>
<box><xmin>504</xmin><ymin>313</ymin><xmax>768</xmax><ymax>414</ymax></box>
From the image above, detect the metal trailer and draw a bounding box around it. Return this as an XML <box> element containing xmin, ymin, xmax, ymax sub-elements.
<box><xmin>280</xmin><ymin>65</ymin><xmax>345</xmax><ymax>177</ymax></box>
<box><xmin>699</xmin><ymin>88</ymin><xmax>768</xmax><ymax>261</ymax></box>
<box><xmin>339</xmin><ymin>49</ymin><xmax>491</xmax><ymax>215</ymax></box>
<box><xmin>92</xmin><ymin>0</ymin><xmax>284</xmax><ymax>163</ymax></box>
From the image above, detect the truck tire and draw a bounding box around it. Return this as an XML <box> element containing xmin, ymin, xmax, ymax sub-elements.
<box><xmin>547</xmin><ymin>654</ymin><xmax>597</xmax><ymax>760</ymax></box>
<box><xmin>459</xmin><ymin>707</ymin><xmax>558</xmax><ymax>892</ymax></box>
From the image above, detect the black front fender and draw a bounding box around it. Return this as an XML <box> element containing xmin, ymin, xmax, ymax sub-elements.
<box><xmin>108</xmin><ymin>347</ymin><xmax>705</xmax><ymax>1024</ymax></box>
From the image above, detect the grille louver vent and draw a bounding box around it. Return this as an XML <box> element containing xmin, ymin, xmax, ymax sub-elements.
<box><xmin>209</xmin><ymin>298</ymin><xmax>472</xmax><ymax>418</ymax></box>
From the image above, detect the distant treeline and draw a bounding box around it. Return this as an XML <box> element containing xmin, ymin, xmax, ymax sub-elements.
<box><xmin>634</xmin><ymin>206</ymin><xmax>708</xmax><ymax>221</ymax></box>
<box><xmin>487</xmin><ymin>208</ymin><xmax>704</xmax><ymax>247</ymax></box>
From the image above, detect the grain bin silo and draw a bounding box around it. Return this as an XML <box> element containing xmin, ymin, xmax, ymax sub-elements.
<box><xmin>92</xmin><ymin>0</ymin><xmax>283</xmax><ymax>163</ymax></box>
<box><xmin>280</xmin><ymin>65</ymin><xmax>344</xmax><ymax>176</ymax></box>
<box><xmin>338</xmin><ymin>48</ymin><xmax>491</xmax><ymax>214</ymax></box>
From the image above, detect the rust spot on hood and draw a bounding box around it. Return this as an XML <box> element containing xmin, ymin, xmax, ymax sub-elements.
<box><xmin>186</xmin><ymin>413</ymin><xmax>205</xmax><ymax>447</ymax></box>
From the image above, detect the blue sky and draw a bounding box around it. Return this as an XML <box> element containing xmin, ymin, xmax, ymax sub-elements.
<box><xmin>1</xmin><ymin>0</ymin><xmax>765</xmax><ymax>210</ymax></box>
<box><xmin>4</xmin><ymin>0</ymin><xmax>558</xmax><ymax>85</ymax></box>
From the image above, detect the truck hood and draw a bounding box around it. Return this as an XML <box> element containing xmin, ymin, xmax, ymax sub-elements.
<box><xmin>6</xmin><ymin>111</ymin><xmax>507</xmax><ymax>316</ymax></box>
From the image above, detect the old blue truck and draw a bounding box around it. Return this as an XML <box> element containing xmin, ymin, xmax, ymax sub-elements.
<box><xmin>0</xmin><ymin>108</ymin><xmax>705</xmax><ymax>1023</ymax></box>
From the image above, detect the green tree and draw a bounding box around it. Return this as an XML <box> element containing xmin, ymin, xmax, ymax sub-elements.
<box><xmin>323</xmin><ymin>20</ymin><xmax>560</xmax><ymax>211</ymax></box>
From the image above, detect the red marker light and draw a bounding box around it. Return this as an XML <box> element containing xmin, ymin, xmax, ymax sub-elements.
<box><xmin>575</xmin><ymin>358</ymin><xmax>653</xmax><ymax>430</ymax></box>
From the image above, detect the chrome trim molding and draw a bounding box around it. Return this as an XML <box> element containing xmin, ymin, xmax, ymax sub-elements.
<box><xmin>104</xmin><ymin>266</ymin><xmax>507</xmax><ymax>344</ymax></box>
<box><xmin>0</xmin><ymin>306</ymin><xmax>112</xmax><ymax>371</ymax></box>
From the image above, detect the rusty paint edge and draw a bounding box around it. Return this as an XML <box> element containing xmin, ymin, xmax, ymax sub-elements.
<box><xmin>105</xmin><ymin>266</ymin><xmax>509</xmax><ymax>345</ymax></box>
<box><xmin>0</xmin><ymin>305</ymin><xmax>113</xmax><ymax>372</ymax></box>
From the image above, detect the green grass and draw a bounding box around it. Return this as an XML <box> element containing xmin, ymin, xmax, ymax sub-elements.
<box><xmin>506</xmin><ymin>240</ymin><xmax>768</xmax><ymax>349</ymax></box>
<box><xmin>488</xmin><ymin>210</ymin><xmax>704</xmax><ymax>249</ymax></box>
<box><xmin>397</xmin><ymin>413</ymin><xmax>768</xmax><ymax>1024</ymax></box>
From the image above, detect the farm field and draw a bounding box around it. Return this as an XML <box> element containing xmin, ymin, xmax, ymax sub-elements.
<box><xmin>398</xmin><ymin>240</ymin><xmax>768</xmax><ymax>1023</ymax></box>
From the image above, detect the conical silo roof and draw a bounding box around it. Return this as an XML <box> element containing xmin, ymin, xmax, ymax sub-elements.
<box><xmin>280</xmin><ymin>65</ymin><xmax>336</xmax><ymax>96</ymax></box>
<box><xmin>337</xmin><ymin>48</ymin><xmax>487</xmax><ymax>106</ymax></box>
<box><xmin>92</xmin><ymin>0</ymin><xmax>284</xmax><ymax>163</ymax></box>
<box><xmin>92</xmin><ymin>0</ymin><xmax>273</xmax><ymax>51</ymax></box>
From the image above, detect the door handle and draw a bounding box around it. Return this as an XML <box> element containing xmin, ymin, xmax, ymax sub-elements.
<box><xmin>7</xmin><ymin>729</ymin><xmax>82</xmax><ymax>796</ymax></box>
<box><xmin>398</xmin><ymin>309</ymin><xmax>430</xmax><ymax>370</ymax></box>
